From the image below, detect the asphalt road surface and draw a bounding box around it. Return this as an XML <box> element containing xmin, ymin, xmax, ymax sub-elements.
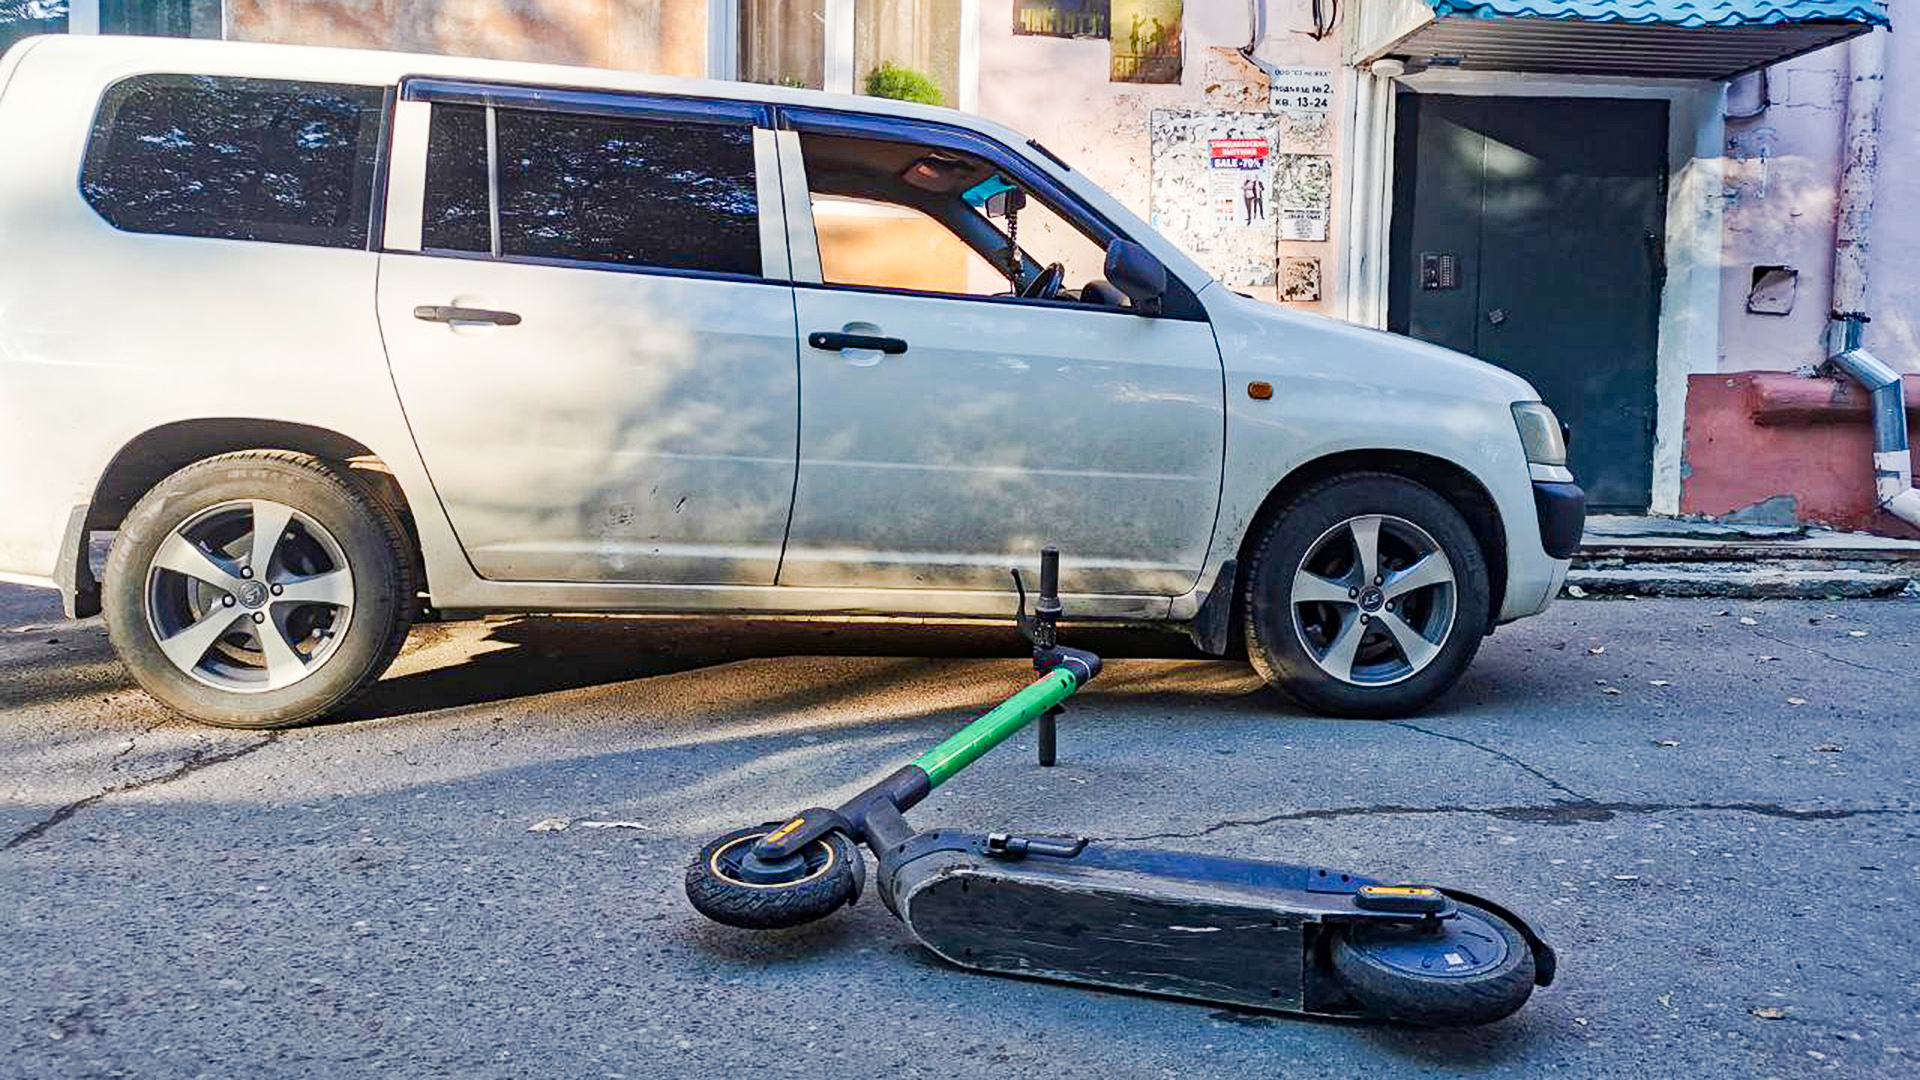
<box><xmin>3</xmin><ymin>583</ymin><xmax>1916</xmax><ymax>1079</ymax></box>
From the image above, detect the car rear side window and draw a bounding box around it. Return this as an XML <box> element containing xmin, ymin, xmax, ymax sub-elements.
<box><xmin>419</xmin><ymin>104</ymin><xmax>762</xmax><ymax>276</ymax></box>
<box><xmin>81</xmin><ymin>75</ymin><xmax>386</xmax><ymax>249</ymax></box>
<box><xmin>421</xmin><ymin>103</ymin><xmax>491</xmax><ymax>254</ymax></box>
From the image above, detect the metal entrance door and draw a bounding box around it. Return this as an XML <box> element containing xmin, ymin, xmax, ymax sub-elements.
<box><xmin>1389</xmin><ymin>94</ymin><xmax>1667</xmax><ymax>511</ymax></box>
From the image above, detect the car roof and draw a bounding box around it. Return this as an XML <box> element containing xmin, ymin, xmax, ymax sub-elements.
<box><xmin>7</xmin><ymin>33</ymin><xmax>1216</xmax><ymax>295</ymax></box>
<box><xmin>17</xmin><ymin>33</ymin><xmax>1035</xmax><ymax>146</ymax></box>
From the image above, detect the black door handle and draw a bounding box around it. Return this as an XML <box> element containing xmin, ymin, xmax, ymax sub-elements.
<box><xmin>808</xmin><ymin>331</ymin><xmax>907</xmax><ymax>355</ymax></box>
<box><xmin>414</xmin><ymin>305</ymin><xmax>522</xmax><ymax>326</ymax></box>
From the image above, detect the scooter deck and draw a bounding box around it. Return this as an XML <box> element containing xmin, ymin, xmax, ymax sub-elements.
<box><xmin>885</xmin><ymin>834</ymin><xmax>1552</xmax><ymax>1017</ymax></box>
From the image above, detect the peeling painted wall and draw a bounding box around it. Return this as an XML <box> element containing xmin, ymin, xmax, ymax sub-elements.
<box><xmin>976</xmin><ymin>0</ymin><xmax>1347</xmax><ymax>308</ymax></box>
<box><xmin>1720</xmin><ymin>29</ymin><xmax>1920</xmax><ymax>377</ymax></box>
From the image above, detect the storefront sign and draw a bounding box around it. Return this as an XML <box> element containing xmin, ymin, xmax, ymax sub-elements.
<box><xmin>1014</xmin><ymin>0</ymin><xmax>1111</xmax><ymax>38</ymax></box>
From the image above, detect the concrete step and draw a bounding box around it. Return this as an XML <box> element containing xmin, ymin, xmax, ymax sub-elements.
<box><xmin>1565</xmin><ymin>566</ymin><xmax>1915</xmax><ymax>600</ymax></box>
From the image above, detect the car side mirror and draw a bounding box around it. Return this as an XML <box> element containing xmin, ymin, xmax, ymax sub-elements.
<box><xmin>1104</xmin><ymin>239</ymin><xmax>1166</xmax><ymax>315</ymax></box>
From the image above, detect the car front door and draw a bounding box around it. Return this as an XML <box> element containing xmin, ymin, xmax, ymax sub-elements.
<box><xmin>773</xmin><ymin>115</ymin><xmax>1225</xmax><ymax>599</ymax></box>
<box><xmin>375</xmin><ymin>83</ymin><xmax>798</xmax><ymax>585</ymax></box>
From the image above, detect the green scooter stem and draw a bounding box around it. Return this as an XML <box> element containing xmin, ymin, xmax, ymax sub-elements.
<box><xmin>911</xmin><ymin>667</ymin><xmax>1080</xmax><ymax>789</ymax></box>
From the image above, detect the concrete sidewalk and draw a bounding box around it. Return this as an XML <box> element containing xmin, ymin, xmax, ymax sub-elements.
<box><xmin>1569</xmin><ymin>515</ymin><xmax>1920</xmax><ymax>598</ymax></box>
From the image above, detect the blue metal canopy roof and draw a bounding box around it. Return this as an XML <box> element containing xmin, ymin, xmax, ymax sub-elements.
<box><xmin>1428</xmin><ymin>0</ymin><xmax>1888</xmax><ymax>28</ymax></box>
<box><xmin>1361</xmin><ymin>0</ymin><xmax>1888</xmax><ymax>79</ymax></box>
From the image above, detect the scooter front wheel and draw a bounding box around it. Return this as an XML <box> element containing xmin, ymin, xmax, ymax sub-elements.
<box><xmin>1330</xmin><ymin>900</ymin><xmax>1537</xmax><ymax>1026</ymax></box>
<box><xmin>686</xmin><ymin>824</ymin><xmax>860</xmax><ymax>930</ymax></box>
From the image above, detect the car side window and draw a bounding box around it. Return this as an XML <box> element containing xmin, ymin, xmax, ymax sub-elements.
<box><xmin>418</xmin><ymin>103</ymin><xmax>762</xmax><ymax>277</ymax></box>
<box><xmin>81</xmin><ymin>75</ymin><xmax>385</xmax><ymax>249</ymax></box>
<box><xmin>798</xmin><ymin>131</ymin><xmax>1112</xmax><ymax>304</ymax></box>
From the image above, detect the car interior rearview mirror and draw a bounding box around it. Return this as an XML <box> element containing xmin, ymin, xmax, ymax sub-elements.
<box><xmin>984</xmin><ymin>187</ymin><xmax>1027</xmax><ymax>220</ymax></box>
<box><xmin>1104</xmin><ymin>239</ymin><xmax>1166</xmax><ymax>315</ymax></box>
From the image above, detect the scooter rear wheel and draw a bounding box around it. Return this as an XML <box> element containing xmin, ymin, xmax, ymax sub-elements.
<box><xmin>686</xmin><ymin>824</ymin><xmax>860</xmax><ymax>930</ymax></box>
<box><xmin>1330</xmin><ymin>901</ymin><xmax>1536</xmax><ymax>1026</ymax></box>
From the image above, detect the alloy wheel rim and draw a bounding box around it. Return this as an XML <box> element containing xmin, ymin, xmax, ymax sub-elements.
<box><xmin>1290</xmin><ymin>514</ymin><xmax>1456</xmax><ymax>687</ymax></box>
<box><xmin>144</xmin><ymin>499</ymin><xmax>356</xmax><ymax>694</ymax></box>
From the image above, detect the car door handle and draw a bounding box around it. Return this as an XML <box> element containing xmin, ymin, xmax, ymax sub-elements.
<box><xmin>808</xmin><ymin>331</ymin><xmax>907</xmax><ymax>355</ymax></box>
<box><xmin>414</xmin><ymin>305</ymin><xmax>522</xmax><ymax>326</ymax></box>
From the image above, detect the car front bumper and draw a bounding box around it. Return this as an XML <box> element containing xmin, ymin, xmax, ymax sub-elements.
<box><xmin>1531</xmin><ymin>480</ymin><xmax>1587</xmax><ymax>560</ymax></box>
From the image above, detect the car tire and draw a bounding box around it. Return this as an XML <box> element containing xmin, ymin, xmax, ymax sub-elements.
<box><xmin>1242</xmin><ymin>472</ymin><xmax>1490</xmax><ymax>718</ymax></box>
<box><xmin>102</xmin><ymin>450</ymin><xmax>416</xmax><ymax>728</ymax></box>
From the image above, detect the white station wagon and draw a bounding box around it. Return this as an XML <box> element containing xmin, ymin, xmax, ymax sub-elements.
<box><xmin>0</xmin><ymin>35</ymin><xmax>1583</xmax><ymax>728</ymax></box>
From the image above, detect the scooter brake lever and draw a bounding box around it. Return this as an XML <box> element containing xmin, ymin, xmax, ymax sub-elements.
<box><xmin>1011</xmin><ymin>568</ymin><xmax>1035</xmax><ymax>644</ymax></box>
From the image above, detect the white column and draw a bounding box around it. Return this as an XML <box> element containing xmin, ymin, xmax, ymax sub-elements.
<box><xmin>824</xmin><ymin>0</ymin><xmax>855</xmax><ymax>94</ymax></box>
<box><xmin>706</xmin><ymin>0</ymin><xmax>739</xmax><ymax>80</ymax></box>
<box><xmin>68</xmin><ymin>0</ymin><xmax>101</xmax><ymax>35</ymax></box>
<box><xmin>957</xmin><ymin>0</ymin><xmax>980</xmax><ymax>112</ymax></box>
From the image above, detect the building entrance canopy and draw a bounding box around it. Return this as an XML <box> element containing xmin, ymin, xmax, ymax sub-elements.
<box><xmin>1348</xmin><ymin>0</ymin><xmax>1889</xmax><ymax>79</ymax></box>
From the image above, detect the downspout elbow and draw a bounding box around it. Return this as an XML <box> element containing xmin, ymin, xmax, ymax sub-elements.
<box><xmin>1826</xmin><ymin>348</ymin><xmax>1920</xmax><ymax>527</ymax></box>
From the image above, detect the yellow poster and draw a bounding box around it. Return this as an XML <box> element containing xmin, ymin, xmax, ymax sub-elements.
<box><xmin>1110</xmin><ymin>0</ymin><xmax>1181</xmax><ymax>84</ymax></box>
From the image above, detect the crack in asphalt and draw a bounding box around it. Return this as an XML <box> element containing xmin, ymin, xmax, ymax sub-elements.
<box><xmin>1095</xmin><ymin>722</ymin><xmax>1910</xmax><ymax>842</ymax></box>
<box><xmin>1744</xmin><ymin>626</ymin><xmax>1910</xmax><ymax>678</ymax></box>
<box><xmin>1391</xmin><ymin>722</ymin><xmax>1592</xmax><ymax>802</ymax></box>
<box><xmin>1098</xmin><ymin>799</ymin><xmax>1915</xmax><ymax>843</ymax></box>
<box><xmin>3</xmin><ymin>732</ymin><xmax>282</xmax><ymax>852</ymax></box>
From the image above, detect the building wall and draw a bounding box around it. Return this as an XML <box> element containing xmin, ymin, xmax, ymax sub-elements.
<box><xmin>1719</xmin><ymin>27</ymin><xmax>1915</xmax><ymax>377</ymax></box>
<box><xmin>228</xmin><ymin>0</ymin><xmax>710</xmax><ymax>77</ymax></box>
<box><xmin>975</xmin><ymin>0</ymin><xmax>1348</xmax><ymax>309</ymax></box>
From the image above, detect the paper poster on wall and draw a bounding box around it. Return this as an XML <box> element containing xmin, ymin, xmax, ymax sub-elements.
<box><xmin>1150</xmin><ymin>109</ymin><xmax>1278</xmax><ymax>287</ymax></box>
<box><xmin>1281</xmin><ymin>257</ymin><xmax>1322</xmax><ymax>302</ymax></box>
<box><xmin>1207</xmin><ymin>138</ymin><xmax>1271</xmax><ymax>229</ymax></box>
<box><xmin>1014</xmin><ymin>0</ymin><xmax>1111</xmax><ymax>38</ymax></box>
<box><xmin>1276</xmin><ymin>154</ymin><xmax>1332</xmax><ymax>242</ymax></box>
<box><xmin>1270</xmin><ymin>66</ymin><xmax>1334</xmax><ymax>151</ymax></box>
<box><xmin>1111</xmin><ymin>0</ymin><xmax>1181</xmax><ymax>84</ymax></box>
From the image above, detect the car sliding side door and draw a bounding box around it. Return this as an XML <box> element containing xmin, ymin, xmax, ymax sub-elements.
<box><xmin>375</xmin><ymin>81</ymin><xmax>798</xmax><ymax>585</ymax></box>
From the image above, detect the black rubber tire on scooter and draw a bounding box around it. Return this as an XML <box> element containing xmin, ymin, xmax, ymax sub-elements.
<box><xmin>1330</xmin><ymin>901</ymin><xmax>1537</xmax><ymax>1026</ymax></box>
<box><xmin>686</xmin><ymin>825</ymin><xmax>860</xmax><ymax>930</ymax></box>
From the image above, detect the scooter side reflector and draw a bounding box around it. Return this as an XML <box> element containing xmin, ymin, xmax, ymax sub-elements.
<box><xmin>1355</xmin><ymin>885</ymin><xmax>1447</xmax><ymax>914</ymax></box>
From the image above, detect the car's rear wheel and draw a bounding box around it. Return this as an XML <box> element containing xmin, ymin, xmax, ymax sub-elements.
<box><xmin>1243</xmin><ymin>473</ymin><xmax>1490</xmax><ymax>717</ymax></box>
<box><xmin>102</xmin><ymin>451</ymin><xmax>415</xmax><ymax>728</ymax></box>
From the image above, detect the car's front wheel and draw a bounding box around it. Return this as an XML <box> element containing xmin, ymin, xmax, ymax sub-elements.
<box><xmin>102</xmin><ymin>451</ymin><xmax>416</xmax><ymax>728</ymax></box>
<box><xmin>1242</xmin><ymin>473</ymin><xmax>1490</xmax><ymax>718</ymax></box>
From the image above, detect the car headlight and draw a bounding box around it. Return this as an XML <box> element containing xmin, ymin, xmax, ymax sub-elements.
<box><xmin>1510</xmin><ymin>402</ymin><xmax>1568</xmax><ymax>467</ymax></box>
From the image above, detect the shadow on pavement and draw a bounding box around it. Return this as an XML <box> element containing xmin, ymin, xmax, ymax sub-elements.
<box><xmin>341</xmin><ymin>615</ymin><xmax>1219</xmax><ymax>722</ymax></box>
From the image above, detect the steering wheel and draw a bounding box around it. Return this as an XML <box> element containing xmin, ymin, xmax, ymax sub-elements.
<box><xmin>1020</xmin><ymin>262</ymin><xmax>1066</xmax><ymax>301</ymax></box>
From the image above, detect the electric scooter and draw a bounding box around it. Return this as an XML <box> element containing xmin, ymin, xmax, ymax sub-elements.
<box><xmin>686</xmin><ymin>547</ymin><xmax>1555</xmax><ymax>1026</ymax></box>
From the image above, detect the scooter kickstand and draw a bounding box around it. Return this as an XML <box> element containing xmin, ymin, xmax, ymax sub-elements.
<box><xmin>1037</xmin><ymin>704</ymin><xmax>1060</xmax><ymax>767</ymax></box>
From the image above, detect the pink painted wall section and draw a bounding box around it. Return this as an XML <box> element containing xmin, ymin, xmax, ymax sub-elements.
<box><xmin>228</xmin><ymin>0</ymin><xmax>710</xmax><ymax>78</ymax></box>
<box><xmin>975</xmin><ymin>0</ymin><xmax>1347</xmax><ymax>309</ymax></box>
<box><xmin>1680</xmin><ymin>371</ymin><xmax>1920</xmax><ymax>538</ymax></box>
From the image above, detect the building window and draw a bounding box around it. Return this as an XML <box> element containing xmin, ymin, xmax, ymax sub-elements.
<box><xmin>854</xmin><ymin>0</ymin><xmax>959</xmax><ymax>107</ymax></box>
<box><xmin>419</xmin><ymin>103</ymin><xmax>764</xmax><ymax>278</ymax></box>
<box><xmin>80</xmin><ymin>75</ymin><xmax>384</xmax><ymax>249</ymax></box>
<box><xmin>1</xmin><ymin>0</ymin><xmax>69</xmax><ymax>52</ymax></box>
<box><xmin>732</xmin><ymin>0</ymin><xmax>968</xmax><ymax>109</ymax></box>
<box><xmin>738</xmin><ymin>0</ymin><xmax>824</xmax><ymax>89</ymax></box>
<box><xmin>2</xmin><ymin>1</ymin><xmax>223</xmax><ymax>54</ymax></box>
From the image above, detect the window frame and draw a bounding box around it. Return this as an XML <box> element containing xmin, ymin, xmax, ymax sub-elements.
<box><xmin>775</xmin><ymin>106</ymin><xmax>1208</xmax><ymax>321</ymax></box>
<box><xmin>385</xmin><ymin>78</ymin><xmax>789</xmax><ymax>285</ymax></box>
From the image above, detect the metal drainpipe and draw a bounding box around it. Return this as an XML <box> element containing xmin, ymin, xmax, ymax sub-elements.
<box><xmin>1823</xmin><ymin>31</ymin><xmax>1920</xmax><ymax>527</ymax></box>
